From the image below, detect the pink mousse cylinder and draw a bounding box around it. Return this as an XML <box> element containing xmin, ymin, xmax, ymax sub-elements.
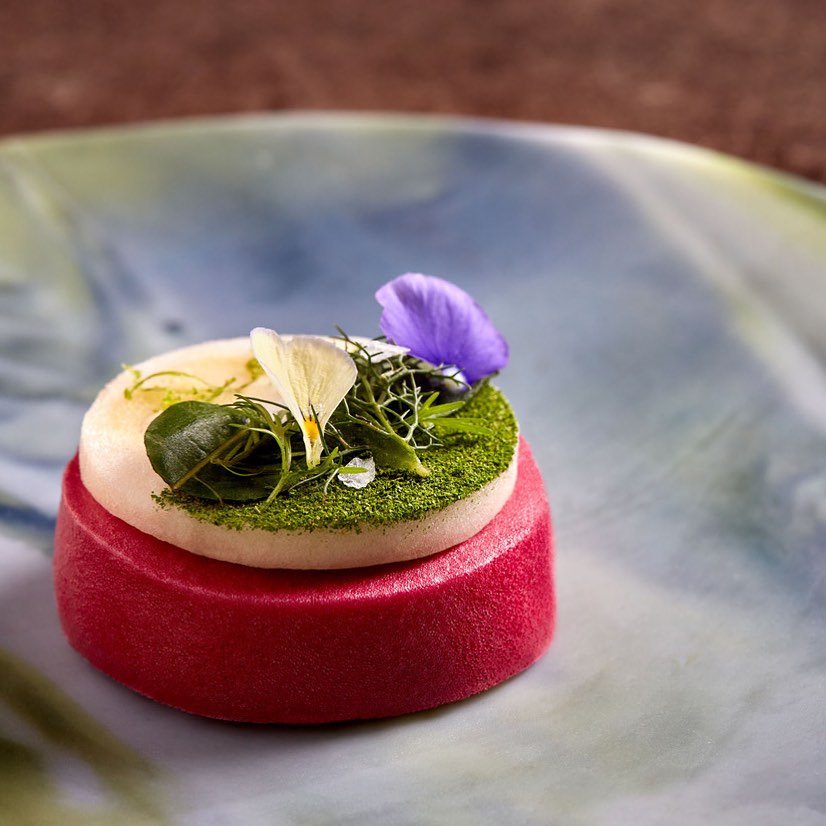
<box><xmin>53</xmin><ymin>438</ymin><xmax>554</xmax><ymax>723</ymax></box>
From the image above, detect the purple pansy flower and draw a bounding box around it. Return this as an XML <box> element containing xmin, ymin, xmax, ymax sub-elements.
<box><xmin>375</xmin><ymin>273</ymin><xmax>508</xmax><ymax>384</ymax></box>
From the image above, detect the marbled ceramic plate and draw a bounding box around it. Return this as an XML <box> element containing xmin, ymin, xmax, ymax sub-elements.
<box><xmin>1</xmin><ymin>114</ymin><xmax>825</xmax><ymax>825</ymax></box>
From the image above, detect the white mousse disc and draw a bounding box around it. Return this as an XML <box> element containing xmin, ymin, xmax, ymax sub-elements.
<box><xmin>78</xmin><ymin>338</ymin><xmax>518</xmax><ymax>569</ymax></box>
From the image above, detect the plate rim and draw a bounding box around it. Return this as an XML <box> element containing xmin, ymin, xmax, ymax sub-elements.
<box><xmin>1</xmin><ymin>109</ymin><xmax>823</xmax><ymax>200</ymax></box>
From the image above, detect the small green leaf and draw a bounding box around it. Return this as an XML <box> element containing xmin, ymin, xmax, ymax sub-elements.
<box><xmin>145</xmin><ymin>401</ymin><xmax>279</xmax><ymax>501</ymax></box>
<box><xmin>420</xmin><ymin>400</ymin><xmax>465</xmax><ymax>418</ymax></box>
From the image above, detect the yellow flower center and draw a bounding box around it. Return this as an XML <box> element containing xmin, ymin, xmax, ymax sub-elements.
<box><xmin>303</xmin><ymin>416</ymin><xmax>320</xmax><ymax>442</ymax></box>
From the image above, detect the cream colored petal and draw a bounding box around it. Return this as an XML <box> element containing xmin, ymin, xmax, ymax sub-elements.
<box><xmin>250</xmin><ymin>327</ymin><xmax>357</xmax><ymax>467</ymax></box>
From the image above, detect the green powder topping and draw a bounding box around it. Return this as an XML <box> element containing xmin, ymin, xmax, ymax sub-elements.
<box><xmin>155</xmin><ymin>383</ymin><xmax>518</xmax><ymax>532</ymax></box>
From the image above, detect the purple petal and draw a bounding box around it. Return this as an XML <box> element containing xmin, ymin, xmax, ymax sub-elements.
<box><xmin>375</xmin><ymin>273</ymin><xmax>508</xmax><ymax>383</ymax></box>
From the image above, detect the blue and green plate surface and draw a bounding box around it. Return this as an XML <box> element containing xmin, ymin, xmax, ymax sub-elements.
<box><xmin>1</xmin><ymin>113</ymin><xmax>825</xmax><ymax>824</ymax></box>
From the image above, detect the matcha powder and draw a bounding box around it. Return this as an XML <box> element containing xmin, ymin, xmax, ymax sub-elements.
<box><xmin>155</xmin><ymin>383</ymin><xmax>518</xmax><ymax>532</ymax></box>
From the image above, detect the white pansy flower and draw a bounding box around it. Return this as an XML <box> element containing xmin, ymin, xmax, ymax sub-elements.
<box><xmin>250</xmin><ymin>328</ymin><xmax>357</xmax><ymax>468</ymax></box>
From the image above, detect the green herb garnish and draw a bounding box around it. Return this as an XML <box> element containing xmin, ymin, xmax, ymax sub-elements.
<box><xmin>153</xmin><ymin>382</ymin><xmax>517</xmax><ymax>532</ymax></box>
<box><xmin>141</xmin><ymin>338</ymin><xmax>500</xmax><ymax>504</ymax></box>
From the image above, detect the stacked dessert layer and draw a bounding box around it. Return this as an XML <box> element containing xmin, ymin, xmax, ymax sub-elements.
<box><xmin>78</xmin><ymin>339</ymin><xmax>519</xmax><ymax>569</ymax></box>
<box><xmin>55</xmin><ymin>438</ymin><xmax>553</xmax><ymax>723</ymax></box>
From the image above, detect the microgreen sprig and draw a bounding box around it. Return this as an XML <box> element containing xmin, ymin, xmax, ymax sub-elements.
<box><xmin>124</xmin><ymin>359</ymin><xmax>263</xmax><ymax>410</ymax></box>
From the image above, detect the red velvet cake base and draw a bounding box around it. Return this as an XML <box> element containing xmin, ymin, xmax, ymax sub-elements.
<box><xmin>54</xmin><ymin>439</ymin><xmax>554</xmax><ymax>723</ymax></box>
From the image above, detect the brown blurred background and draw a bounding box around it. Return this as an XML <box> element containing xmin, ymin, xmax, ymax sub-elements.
<box><xmin>1</xmin><ymin>0</ymin><xmax>824</xmax><ymax>181</ymax></box>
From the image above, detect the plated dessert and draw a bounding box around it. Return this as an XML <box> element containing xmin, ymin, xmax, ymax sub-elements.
<box><xmin>54</xmin><ymin>273</ymin><xmax>555</xmax><ymax>723</ymax></box>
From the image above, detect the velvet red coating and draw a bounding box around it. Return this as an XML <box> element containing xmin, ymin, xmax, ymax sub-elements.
<box><xmin>54</xmin><ymin>438</ymin><xmax>555</xmax><ymax>723</ymax></box>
